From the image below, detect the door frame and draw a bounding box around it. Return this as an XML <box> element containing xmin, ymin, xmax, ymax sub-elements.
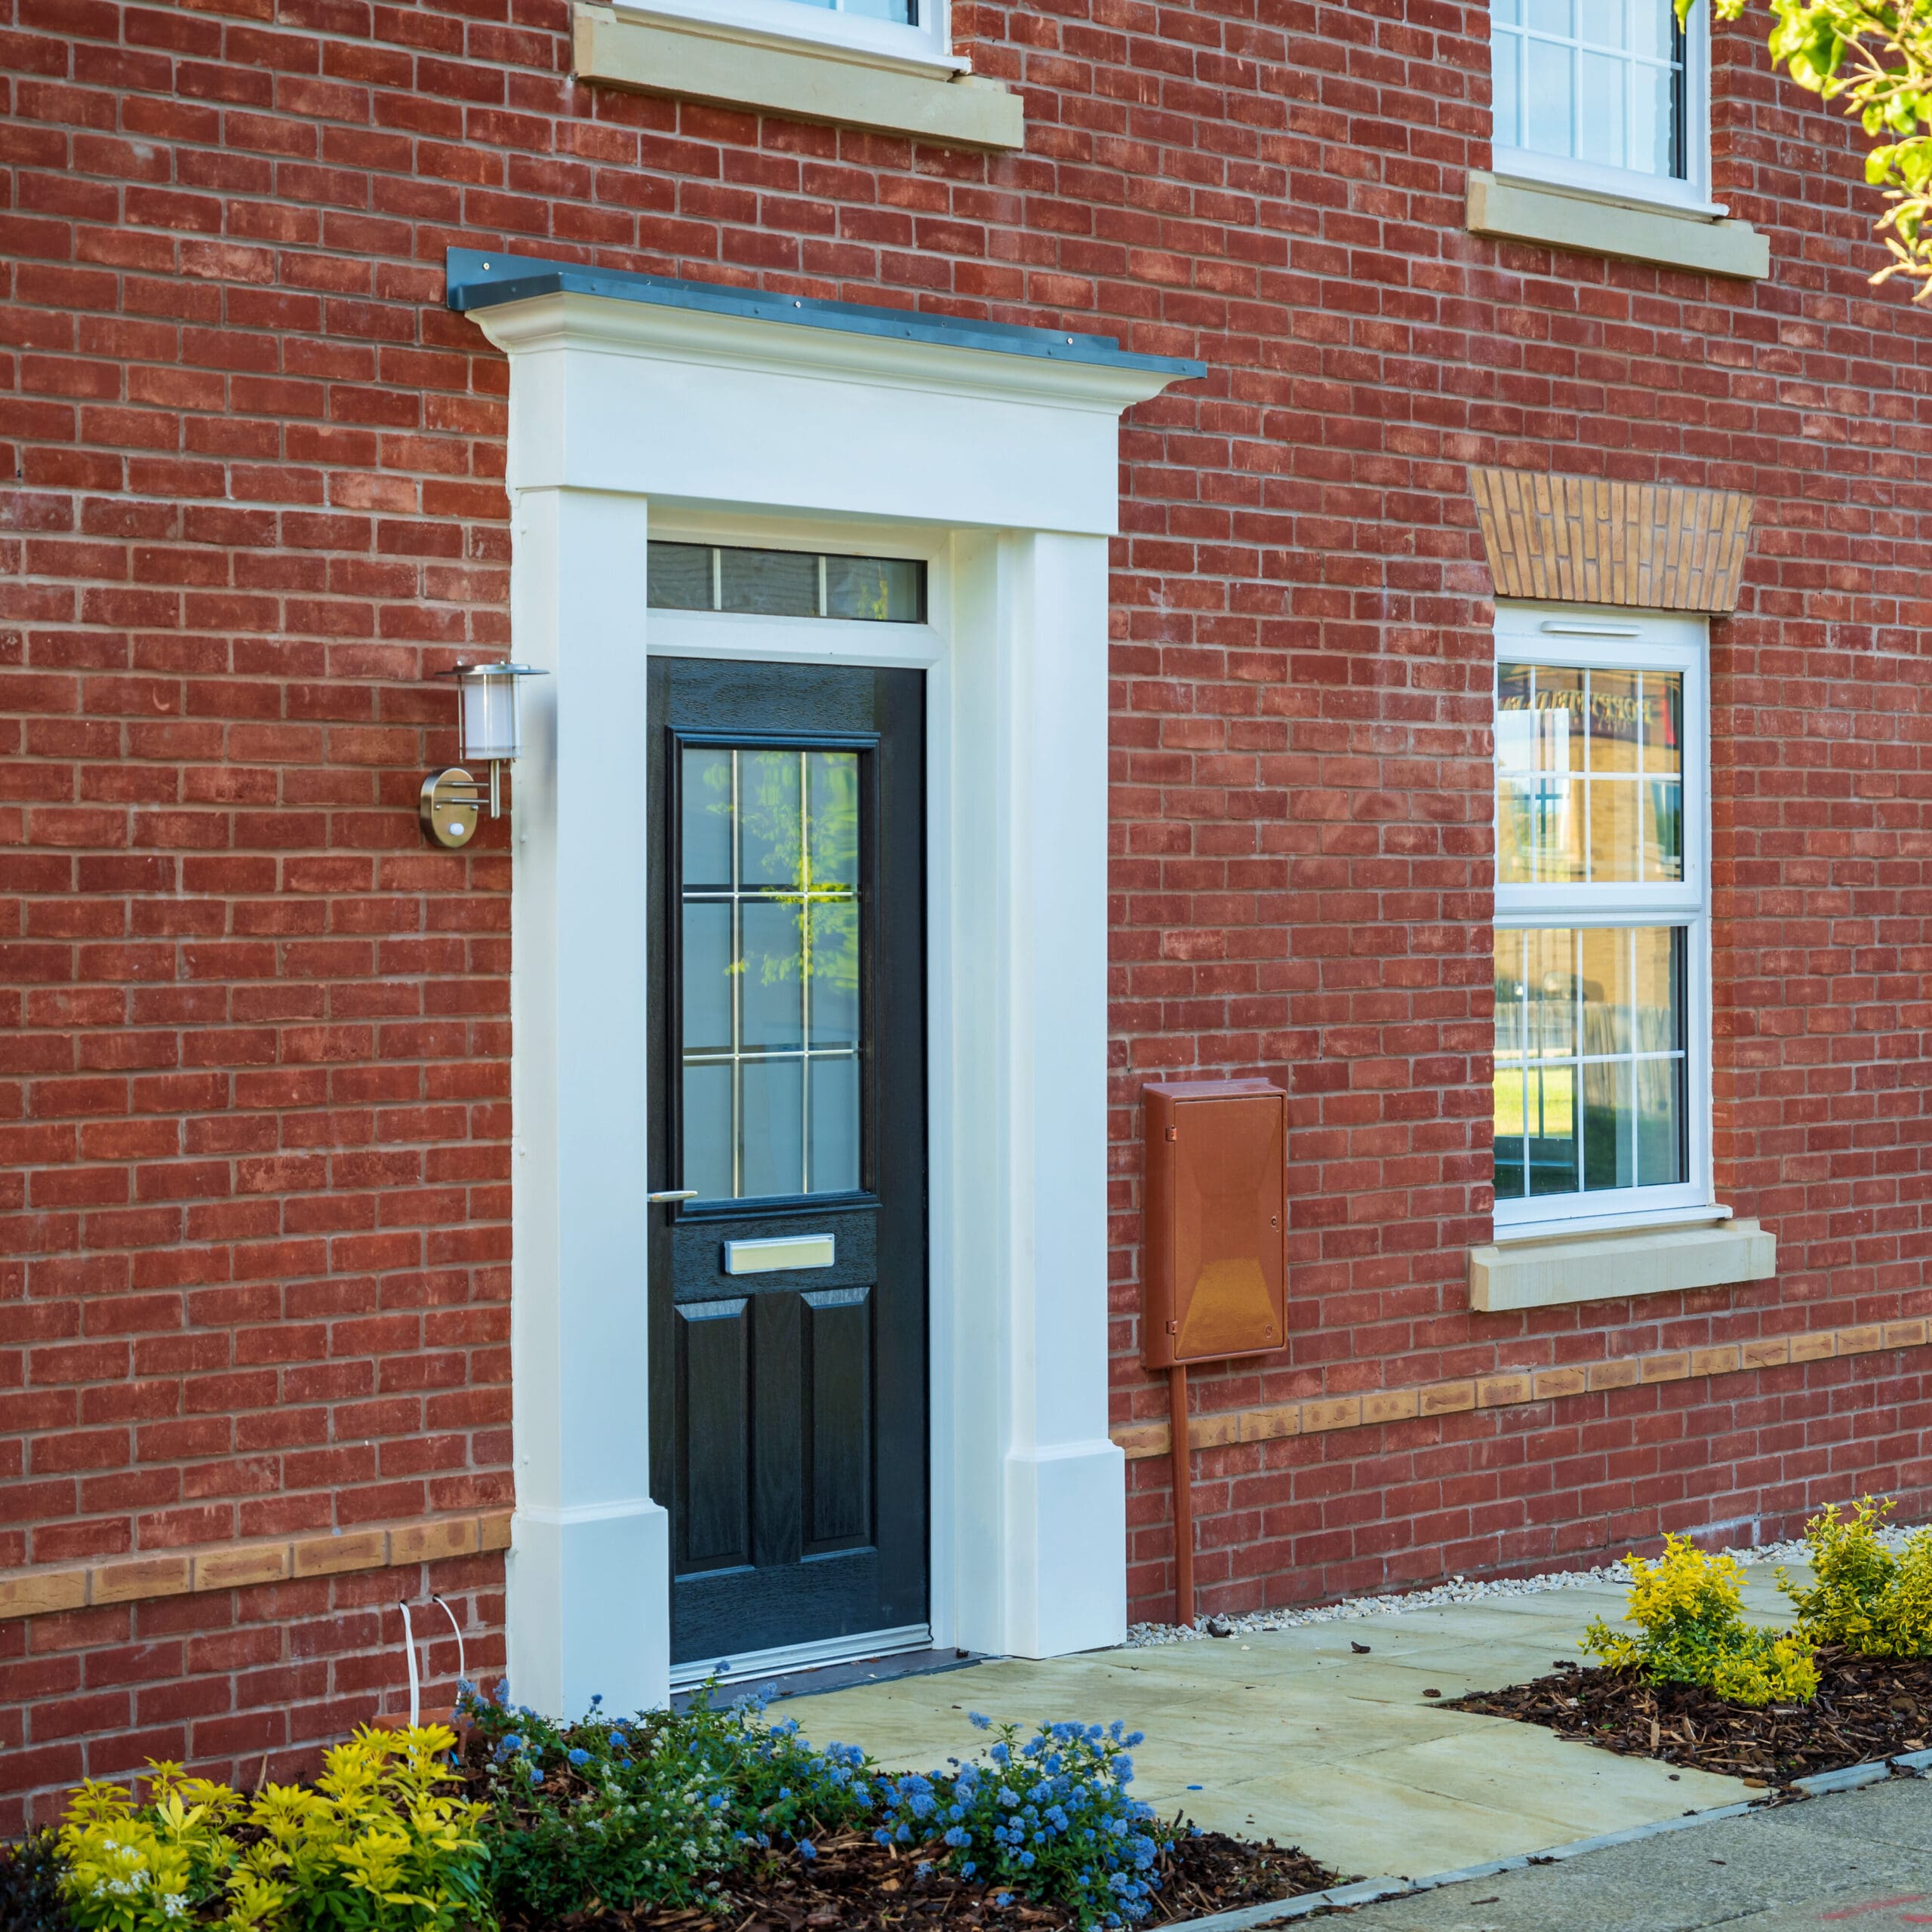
<box><xmin>463</xmin><ymin>255</ymin><xmax>1201</xmax><ymax>1718</ymax></box>
<box><xmin>644</xmin><ymin>509</ymin><xmax>955</xmax><ymax>1672</ymax></box>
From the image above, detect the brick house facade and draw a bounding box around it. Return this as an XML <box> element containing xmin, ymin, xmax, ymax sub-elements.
<box><xmin>3</xmin><ymin>0</ymin><xmax>1930</xmax><ymax>1830</ymax></box>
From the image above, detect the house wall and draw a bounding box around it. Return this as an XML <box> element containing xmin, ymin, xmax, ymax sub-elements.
<box><xmin>2</xmin><ymin>0</ymin><xmax>1930</xmax><ymax>1827</ymax></box>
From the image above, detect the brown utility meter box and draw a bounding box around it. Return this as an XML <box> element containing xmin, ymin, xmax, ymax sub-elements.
<box><xmin>1141</xmin><ymin>1079</ymin><xmax>1287</xmax><ymax>1370</ymax></box>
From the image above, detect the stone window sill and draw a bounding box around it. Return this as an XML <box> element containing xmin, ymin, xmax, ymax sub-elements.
<box><xmin>1469</xmin><ymin>1217</ymin><xmax>1776</xmax><ymax>1314</ymax></box>
<box><xmin>1466</xmin><ymin>170</ymin><xmax>1770</xmax><ymax>281</ymax></box>
<box><xmin>573</xmin><ymin>2</ymin><xmax>1024</xmax><ymax>150</ymax></box>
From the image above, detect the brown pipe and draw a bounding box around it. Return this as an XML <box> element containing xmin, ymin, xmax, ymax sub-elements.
<box><xmin>1169</xmin><ymin>1361</ymin><xmax>1195</xmax><ymax>1629</ymax></box>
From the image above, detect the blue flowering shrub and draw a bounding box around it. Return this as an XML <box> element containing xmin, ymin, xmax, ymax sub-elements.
<box><xmin>874</xmin><ymin>1716</ymin><xmax>1167</xmax><ymax>1927</ymax></box>
<box><xmin>457</xmin><ymin>1680</ymin><xmax>881</xmax><ymax>1924</ymax></box>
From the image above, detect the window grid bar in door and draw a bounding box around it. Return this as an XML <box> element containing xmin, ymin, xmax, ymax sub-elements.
<box><xmin>679</xmin><ymin>745</ymin><xmax>862</xmax><ymax>1201</ymax></box>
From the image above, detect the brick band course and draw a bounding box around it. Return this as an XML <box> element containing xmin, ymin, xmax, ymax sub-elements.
<box><xmin>0</xmin><ymin>1510</ymin><xmax>513</xmax><ymax>1623</ymax></box>
<box><xmin>1112</xmin><ymin>1320</ymin><xmax>1930</xmax><ymax>1462</ymax></box>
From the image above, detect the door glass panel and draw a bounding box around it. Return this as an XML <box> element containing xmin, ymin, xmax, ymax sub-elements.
<box><xmin>678</xmin><ymin>744</ymin><xmax>866</xmax><ymax>1200</ymax></box>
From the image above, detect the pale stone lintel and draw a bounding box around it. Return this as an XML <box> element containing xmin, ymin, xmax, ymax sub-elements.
<box><xmin>0</xmin><ymin>1510</ymin><xmax>513</xmax><ymax>1623</ymax></box>
<box><xmin>573</xmin><ymin>2</ymin><xmax>1025</xmax><ymax>150</ymax></box>
<box><xmin>1469</xmin><ymin>1219</ymin><xmax>1776</xmax><ymax>1315</ymax></box>
<box><xmin>1466</xmin><ymin>170</ymin><xmax>1771</xmax><ymax>280</ymax></box>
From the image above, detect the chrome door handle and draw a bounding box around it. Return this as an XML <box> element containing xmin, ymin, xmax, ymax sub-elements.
<box><xmin>648</xmin><ymin>1189</ymin><xmax>699</xmax><ymax>1204</ymax></box>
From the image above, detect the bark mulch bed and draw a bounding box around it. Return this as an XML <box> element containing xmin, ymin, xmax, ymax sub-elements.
<box><xmin>1448</xmin><ymin>1647</ymin><xmax>1932</xmax><ymax>1788</ymax></box>
<box><xmin>498</xmin><ymin>1823</ymin><xmax>1340</xmax><ymax>1932</ymax></box>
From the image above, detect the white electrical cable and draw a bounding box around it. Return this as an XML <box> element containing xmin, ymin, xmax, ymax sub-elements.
<box><xmin>432</xmin><ymin>1594</ymin><xmax>466</xmax><ymax>1688</ymax></box>
<box><xmin>398</xmin><ymin>1600</ymin><xmax>421</xmax><ymax>1729</ymax></box>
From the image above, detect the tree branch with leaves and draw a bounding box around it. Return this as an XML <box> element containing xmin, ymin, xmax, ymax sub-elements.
<box><xmin>1686</xmin><ymin>0</ymin><xmax>1932</xmax><ymax>294</ymax></box>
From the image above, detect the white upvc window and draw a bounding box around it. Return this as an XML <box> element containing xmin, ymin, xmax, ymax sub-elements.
<box><xmin>1492</xmin><ymin>605</ymin><xmax>1711</xmax><ymax>1237</ymax></box>
<box><xmin>1491</xmin><ymin>0</ymin><xmax>1715</xmax><ymax>211</ymax></box>
<box><xmin>615</xmin><ymin>0</ymin><xmax>958</xmax><ymax>75</ymax></box>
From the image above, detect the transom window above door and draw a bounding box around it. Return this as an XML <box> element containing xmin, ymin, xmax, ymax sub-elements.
<box><xmin>649</xmin><ymin>542</ymin><xmax>924</xmax><ymax>623</ymax></box>
<box><xmin>1491</xmin><ymin>0</ymin><xmax>1709</xmax><ymax>209</ymax></box>
<box><xmin>678</xmin><ymin>744</ymin><xmax>864</xmax><ymax>1202</ymax></box>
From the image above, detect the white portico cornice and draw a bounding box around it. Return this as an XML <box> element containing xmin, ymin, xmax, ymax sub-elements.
<box><xmin>447</xmin><ymin>248</ymin><xmax>1204</xmax><ymax>531</ymax></box>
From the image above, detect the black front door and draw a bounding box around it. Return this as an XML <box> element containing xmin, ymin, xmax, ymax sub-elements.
<box><xmin>647</xmin><ymin>657</ymin><xmax>928</xmax><ymax>1670</ymax></box>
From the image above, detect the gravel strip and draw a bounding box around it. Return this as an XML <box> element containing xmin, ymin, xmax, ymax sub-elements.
<box><xmin>1125</xmin><ymin>1523</ymin><xmax>1929</xmax><ymax>1648</ymax></box>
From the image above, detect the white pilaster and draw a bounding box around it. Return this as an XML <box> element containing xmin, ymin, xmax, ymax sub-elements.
<box><xmin>506</xmin><ymin>485</ymin><xmax>669</xmax><ymax>1717</ymax></box>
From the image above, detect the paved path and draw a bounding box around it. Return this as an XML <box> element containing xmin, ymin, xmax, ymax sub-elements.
<box><xmin>784</xmin><ymin>1569</ymin><xmax>1803</xmax><ymax>1879</ymax></box>
<box><xmin>1331</xmin><ymin>1774</ymin><xmax>1932</xmax><ymax>1931</ymax></box>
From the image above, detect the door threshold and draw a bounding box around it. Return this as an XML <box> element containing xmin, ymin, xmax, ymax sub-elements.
<box><xmin>671</xmin><ymin>1634</ymin><xmax>994</xmax><ymax>1709</ymax></box>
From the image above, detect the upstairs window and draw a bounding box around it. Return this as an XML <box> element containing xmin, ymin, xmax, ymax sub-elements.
<box><xmin>614</xmin><ymin>0</ymin><xmax>955</xmax><ymax>76</ymax></box>
<box><xmin>1492</xmin><ymin>607</ymin><xmax>1711</xmax><ymax>1235</ymax></box>
<box><xmin>1491</xmin><ymin>0</ymin><xmax>1711</xmax><ymax>210</ymax></box>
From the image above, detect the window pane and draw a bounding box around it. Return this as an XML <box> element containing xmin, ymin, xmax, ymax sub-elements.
<box><xmin>808</xmin><ymin>898</ymin><xmax>859</xmax><ymax>1048</ymax></box>
<box><xmin>1579</xmin><ymin>51</ymin><xmax>1626</xmax><ymax>168</ymax></box>
<box><xmin>681</xmin><ymin>900</ymin><xmax>735</xmax><ymax>1057</ymax></box>
<box><xmin>1492</xmin><ymin>29</ymin><xmax>1521</xmax><ymax>147</ymax></box>
<box><xmin>1632</xmin><ymin>57</ymin><xmax>1675</xmax><ymax>174</ymax></box>
<box><xmin>741</xmin><ymin>1058</ymin><xmax>804</xmax><ymax>1198</ymax></box>
<box><xmin>1643</xmin><ymin>780</ymin><xmax>1684</xmax><ymax>881</ymax></box>
<box><xmin>1587</xmin><ymin>776</ymin><xmax>1640</xmax><ymax>881</ymax></box>
<box><xmin>1580</xmin><ymin>927</ymin><xmax>1632</xmax><ymax>1056</ymax></box>
<box><xmin>739</xmin><ymin>751</ymin><xmax>802</xmax><ymax>888</ymax></box>
<box><xmin>1494</xmin><ymin>930</ymin><xmax>1527</xmax><ymax>1058</ymax></box>
<box><xmin>1642</xmin><ymin>672</ymin><xmax>1683</xmax><ymax>774</ymax></box>
<box><xmin>1525</xmin><ymin>35</ymin><xmax>1574</xmax><ymax>156</ymax></box>
<box><xmin>1587</xmin><ymin>669</ymin><xmax>1642</xmax><ymax>774</ymax></box>
<box><xmin>809</xmin><ymin>1054</ymin><xmax>861</xmax><ymax>1192</ymax></box>
<box><xmin>682</xmin><ymin>1062</ymin><xmax>733</xmax><ymax>1199</ymax></box>
<box><xmin>1632</xmin><ymin>0</ymin><xmax>1675</xmax><ymax>60</ymax></box>
<box><xmin>720</xmin><ymin>547</ymin><xmax>819</xmax><ymax>617</ymax></box>
<box><xmin>1494</xmin><ymin>1063</ymin><xmax>1527</xmax><ymax>1201</ymax></box>
<box><xmin>1633</xmin><ymin>926</ymin><xmax>1680</xmax><ymax>1054</ymax></box>
<box><xmin>742</xmin><ymin>900</ymin><xmax>804</xmax><ymax>1051</ymax></box>
<box><xmin>808</xmin><ymin>752</ymin><xmax>859</xmax><ymax>887</ymax></box>
<box><xmin>648</xmin><ymin>541</ymin><xmax>713</xmax><ymax>611</ymax></box>
<box><xmin>1494</xmin><ymin>0</ymin><xmax>1521</xmax><ymax>20</ymax></box>
<box><xmin>1524</xmin><ymin>928</ymin><xmax>1577</xmax><ymax>1058</ymax></box>
<box><xmin>1525</xmin><ymin>1065</ymin><xmax>1580</xmax><ymax>1195</ymax></box>
<box><xmin>681</xmin><ymin>747</ymin><xmax>734</xmax><ymax>886</ymax></box>
<box><xmin>1534</xmin><ymin>665</ymin><xmax>1584</xmax><ymax>771</ymax></box>
<box><xmin>1636</xmin><ymin>1054</ymin><xmax>1684</xmax><ymax>1186</ymax></box>
<box><xmin>1527</xmin><ymin>0</ymin><xmax>1572</xmax><ymax>31</ymax></box>
<box><xmin>842</xmin><ymin>0</ymin><xmax>914</xmax><ymax>20</ymax></box>
<box><xmin>825</xmin><ymin>555</ymin><xmax>921</xmax><ymax>620</ymax></box>
<box><xmin>1497</xmin><ymin>663</ymin><xmax>1536</xmax><ymax>771</ymax></box>
<box><xmin>1590</xmin><ymin>0</ymin><xmax>1629</xmax><ymax>50</ymax></box>
<box><xmin>1582</xmin><ymin>1060</ymin><xmax>1635</xmax><ymax>1192</ymax></box>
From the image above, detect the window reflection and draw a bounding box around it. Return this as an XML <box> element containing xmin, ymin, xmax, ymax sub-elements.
<box><xmin>678</xmin><ymin>745</ymin><xmax>864</xmax><ymax>1200</ymax></box>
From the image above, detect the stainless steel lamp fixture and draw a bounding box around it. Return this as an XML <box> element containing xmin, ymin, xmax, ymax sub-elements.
<box><xmin>419</xmin><ymin>660</ymin><xmax>546</xmax><ymax>849</ymax></box>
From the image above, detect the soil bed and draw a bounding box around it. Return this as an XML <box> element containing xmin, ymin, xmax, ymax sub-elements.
<box><xmin>488</xmin><ymin>1823</ymin><xmax>1337</xmax><ymax>1932</ymax></box>
<box><xmin>1450</xmin><ymin>1647</ymin><xmax>1932</xmax><ymax>1786</ymax></box>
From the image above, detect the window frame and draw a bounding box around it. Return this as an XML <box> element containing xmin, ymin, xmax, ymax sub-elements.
<box><xmin>1492</xmin><ymin>602</ymin><xmax>1713</xmax><ymax>1240</ymax></box>
<box><xmin>611</xmin><ymin>0</ymin><xmax>962</xmax><ymax>80</ymax></box>
<box><xmin>1490</xmin><ymin>2</ymin><xmax>1719</xmax><ymax>215</ymax></box>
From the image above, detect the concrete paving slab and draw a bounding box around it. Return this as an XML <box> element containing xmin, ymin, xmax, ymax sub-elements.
<box><xmin>784</xmin><ymin>1583</ymin><xmax>1756</xmax><ymax>1878</ymax></box>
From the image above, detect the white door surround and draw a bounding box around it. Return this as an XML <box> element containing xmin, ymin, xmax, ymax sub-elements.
<box><xmin>451</xmin><ymin>249</ymin><xmax>1203</xmax><ymax>1716</ymax></box>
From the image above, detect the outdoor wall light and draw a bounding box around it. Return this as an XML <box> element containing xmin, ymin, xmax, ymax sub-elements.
<box><xmin>419</xmin><ymin>660</ymin><xmax>547</xmax><ymax>849</ymax></box>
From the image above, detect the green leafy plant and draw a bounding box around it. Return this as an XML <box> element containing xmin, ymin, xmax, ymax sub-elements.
<box><xmin>1584</xmin><ymin>1533</ymin><xmax>1820</xmax><ymax>1708</ymax></box>
<box><xmin>1780</xmin><ymin>1495</ymin><xmax>1932</xmax><ymax>1657</ymax></box>
<box><xmin>55</xmin><ymin>1727</ymin><xmax>490</xmax><ymax>1932</ymax></box>
<box><xmin>457</xmin><ymin>1680</ymin><xmax>880</xmax><ymax>1922</ymax></box>
<box><xmin>1684</xmin><ymin>1</ymin><xmax>1932</xmax><ymax>295</ymax></box>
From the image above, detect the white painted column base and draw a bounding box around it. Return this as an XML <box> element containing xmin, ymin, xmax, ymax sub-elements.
<box><xmin>1002</xmin><ymin>1441</ymin><xmax>1128</xmax><ymax>1658</ymax></box>
<box><xmin>507</xmin><ymin>1503</ymin><xmax>669</xmax><ymax>1716</ymax></box>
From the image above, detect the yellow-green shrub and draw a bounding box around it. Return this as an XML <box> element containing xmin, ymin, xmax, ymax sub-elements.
<box><xmin>1583</xmin><ymin>1534</ymin><xmax>1819</xmax><ymax>1709</ymax></box>
<box><xmin>1780</xmin><ymin>1496</ymin><xmax>1932</xmax><ymax>1659</ymax></box>
<box><xmin>57</xmin><ymin>1725</ymin><xmax>491</xmax><ymax>1932</ymax></box>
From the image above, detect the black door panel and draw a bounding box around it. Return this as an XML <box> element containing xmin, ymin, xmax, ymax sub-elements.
<box><xmin>648</xmin><ymin>657</ymin><xmax>928</xmax><ymax>1667</ymax></box>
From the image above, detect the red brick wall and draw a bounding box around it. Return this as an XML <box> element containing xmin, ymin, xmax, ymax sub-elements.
<box><xmin>1</xmin><ymin>0</ymin><xmax>1928</xmax><ymax>1817</ymax></box>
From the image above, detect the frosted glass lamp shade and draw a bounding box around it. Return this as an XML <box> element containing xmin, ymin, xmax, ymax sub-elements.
<box><xmin>445</xmin><ymin>662</ymin><xmax>545</xmax><ymax>762</ymax></box>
